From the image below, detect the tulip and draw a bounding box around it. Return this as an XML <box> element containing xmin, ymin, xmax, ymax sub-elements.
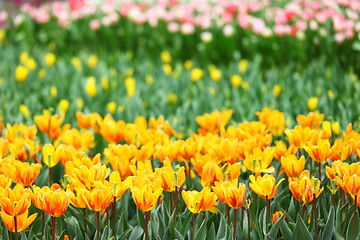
<box><xmin>296</xmin><ymin>112</ymin><xmax>324</xmax><ymax>129</ymax></box>
<box><xmin>250</xmin><ymin>174</ymin><xmax>284</xmax><ymax>232</ymax></box>
<box><xmin>0</xmin><ymin>210</ymin><xmax>37</xmax><ymax>234</ymax></box>
<box><xmin>5</xmin><ymin>161</ymin><xmax>41</xmax><ymax>188</ymax></box>
<box><xmin>272</xmin><ymin>211</ymin><xmax>285</xmax><ymax>224</ymax></box>
<box><xmin>304</xmin><ymin>139</ymin><xmax>331</xmax><ymax>179</ymax></box>
<box><xmin>281</xmin><ymin>155</ymin><xmax>305</xmax><ymax>179</ymax></box>
<box><xmin>34</xmin><ymin>111</ymin><xmax>64</xmax><ymax>140</ymax></box>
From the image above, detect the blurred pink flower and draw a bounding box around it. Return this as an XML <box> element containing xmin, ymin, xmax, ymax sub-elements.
<box><xmin>89</xmin><ymin>19</ymin><xmax>101</xmax><ymax>31</ymax></box>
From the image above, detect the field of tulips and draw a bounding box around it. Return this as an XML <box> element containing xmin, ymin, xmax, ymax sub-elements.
<box><xmin>2</xmin><ymin>0</ymin><xmax>360</xmax><ymax>240</ymax></box>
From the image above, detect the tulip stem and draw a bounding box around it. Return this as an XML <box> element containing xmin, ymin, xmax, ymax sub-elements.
<box><xmin>174</xmin><ymin>186</ymin><xmax>178</xmax><ymax>225</ymax></box>
<box><xmin>302</xmin><ymin>205</ymin><xmax>307</xmax><ymax>223</ymax></box>
<box><xmin>247</xmin><ymin>208</ymin><xmax>250</xmax><ymax>240</ymax></box>
<box><xmin>112</xmin><ymin>197</ymin><xmax>116</xmax><ymax>237</ymax></box>
<box><xmin>192</xmin><ymin>213</ymin><xmax>196</xmax><ymax>240</ymax></box>
<box><xmin>170</xmin><ymin>191</ymin><xmax>173</xmax><ymax>214</ymax></box>
<box><xmin>352</xmin><ymin>195</ymin><xmax>357</xmax><ymax>240</ymax></box>
<box><xmin>266</xmin><ymin>196</ymin><xmax>270</xmax><ymax>233</ymax></box>
<box><xmin>42</xmin><ymin>211</ymin><xmax>44</xmax><ymax>238</ymax></box>
<box><xmin>145</xmin><ymin>211</ymin><xmax>149</xmax><ymax>240</ymax></box>
<box><xmin>52</xmin><ymin>217</ymin><xmax>56</xmax><ymax>240</ymax></box>
<box><xmin>332</xmin><ymin>194</ymin><xmax>336</xmax><ymax>208</ymax></box>
<box><xmin>241</xmin><ymin>206</ymin><xmax>244</xmax><ymax>231</ymax></box>
<box><xmin>313</xmin><ymin>193</ymin><xmax>319</xmax><ymax>240</ymax></box>
<box><xmin>233</xmin><ymin>209</ymin><xmax>237</xmax><ymax>240</ymax></box>
<box><xmin>97</xmin><ymin>212</ymin><xmax>100</xmax><ymax>240</ymax></box>
<box><xmin>14</xmin><ymin>216</ymin><xmax>18</xmax><ymax>240</ymax></box>
<box><xmin>227</xmin><ymin>205</ymin><xmax>230</xmax><ymax>225</ymax></box>
<box><xmin>318</xmin><ymin>162</ymin><xmax>321</xmax><ymax>181</ymax></box>
<box><xmin>49</xmin><ymin>166</ymin><xmax>52</xmax><ymax>186</ymax></box>
<box><xmin>83</xmin><ymin>208</ymin><xmax>87</xmax><ymax>235</ymax></box>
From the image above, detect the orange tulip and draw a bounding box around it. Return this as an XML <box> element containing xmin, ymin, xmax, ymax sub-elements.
<box><xmin>105</xmin><ymin>144</ymin><xmax>137</xmax><ymax>180</ymax></box>
<box><xmin>200</xmin><ymin>161</ymin><xmax>223</xmax><ymax>187</ymax></box>
<box><xmin>35</xmin><ymin>111</ymin><xmax>64</xmax><ymax>140</ymax></box>
<box><xmin>0</xmin><ymin>175</ymin><xmax>12</xmax><ymax>188</ymax></box>
<box><xmin>304</xmin><ymin>139</ymin><xmax>331</xmax><ymax>164</ymax></box>
<box><xmin>273</xmin><ymin>141</ymin><xmax>297</xmax><ymax>161</ymax></box>
<box><xmin>4</xmin><ymin>123</ymin><xmax>37</xmax><ymax>143</ymax></box>
<box><xmin>155</xmin><ymin>159</ymin><xmax>185</xmax><ymax>192</ymax></box>
<box><xmin>212</xmin><ymin>180</ymin><xmax>238</xmax><ymax>204</ymax></box>
<box><xmin>76</xmin><ymin>112</ymin><xmax>102</xmax><ymax>134</ymax></box>
<box><xmin>5</xmin><ymin>161</ymin><xmax>42</xmax><ymax>187</ymax></box>
<box><xmin>70</xmin><ymin>163</ymin><xmax>110</xmax><ymax>190</ymax></box>
<box><xmin>82</xmin><ymin>186</ymin><xmax>113</xmax><ymax>212</ymax></box>
<box><xmin>289</xmin><ymin>171</ymin><xmax>323</xmax><ymax>206</ymax></box>
<box><xmin>0</xmin><ymin>209</ymin><xmax>37</xmax><ymax>233</ymax></box>
<box><xmin>249</xmin><ymin>174</ymin><xmax>284</xmax><ymax>200</ymax></box>
<box><xmin>209</xmin><ymin>138</ymin><xmax>238</xmax><ymax>163</ymax></box>
<box><xmin>69</xmin><ymin>188</ymin><xmax>87</xmax><ymax>209</ymax></box>
<box><xmin>296</xmin><ymin>112</ymin><xmax>324</xmax><ymax>129</ymax></box>
<box><xmin>55</xmin><ymin>129</ymin><xmax>94</xmax><ymax>152</ymax></box>
<box><xmin>272</xmin><ymin>211</ymin><xmax>285</xmax><ymax>224</ymax></box>
<box><xmin>0</xmin><ymin>188</ymin><xmax>32</xmax><ymax>216</ymax></box>
<box><xmin>336</xmin><ymin>173</ymin><xmax>360</xmax><ymax>196</ymax></box>
<box><xmin>182</xmin><ymin>187</ymin><xmax>218</xmax><ymax>214</ymax></box>
<box><xmin>256</xmin><ymin>108</ymin><xmax>285</xmax><ymax>137</ymax></box>
<box><xmin>131</xmin><ymin>177</ymin><xmax>163</xmax><ymax>212</ymax></box>
<box><xmin>224</xmin><ymin>182</ymin><xmax>246</xmax><ymax>209</ymax></box>
<box><xmin>281</xmin><ymin>155</ymin><xmax>305</xmax><ymax>179</ymax></box>
<box><xmin>195</xmin><ymin>110</ymin><xmax>232</xmax><ymax>134</ymax></box>
<box><xmin>285</xmin><ymin>126</ymin><xmax>318</xmax><ymax>148</ymax></box>
<box><xmin>329</xmin><ymin>139</ymin><xmax>352</xmax><ymax>161</ymax></box>
<box><xmin>243</xmin><ymin>147</ymin><xmax>275</xmax><ymax>174</ymax></box>
<box><xmin>9</xmin><ymin>138</ymin><xmax>40</xmax><ymax>162</ymax></box>
<box><xmin>37</xmin><ymin>188</ymin><xmax>70</xmax><ymax>217</ymax></box>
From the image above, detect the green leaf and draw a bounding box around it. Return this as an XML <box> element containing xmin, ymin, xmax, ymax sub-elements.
<box><xmin>128</xmin><ymin>226</ymin><xmax>144</xmax><ymax>240</ymax></box>
<box><xmin>346</xmin><ymin>207</ymin><xmax>360</xmax><ymax>240</ymax></box>
<box><xmin>175</xmin><ymin>228</ymin><xmax>185</xmax><ymax>240</ymax></box>
<box><xmin>298</xmin><ymin>215</ymin><xmax>313</xmax><ymax>240</ymax></box>
<box><xmin>207</xmin><ymin>223</ymin><xmax>216</xmax><ymax>240</ymax></box>
<box><xmin>279</xmin><ymin>217</ymin><xmax>292</xmax><ymax>240</ymax></box>
<box><xmin>195</xmin><ymin>218</ymin><xmax>207</xmax><ymax>240</ymax></box>
<box><xmin>180</xmin><ymin>211</ymin><xmax>193</xmax><ymax>236</ymax></box>
<box><xmin>119</xmin><ymin>229</ymin><xmax>131</xmax><ymax>240</ymax></box>
<box><xmin>267</xmin><ymin>211</ymin><xmax>286</xmax><ymax>239</ymax></box>
<box><xmin>216</xmin><ymin>213</ymin><xmax>226</xmax><ymax>239</ymax></box>
<box><xmin>137</xmin><ymin>208</ymin><xmax>145</xmax><ymax>230</ymax></box>
<box><xmin>321</xmin><ymin>207</ymin><xmax>334</xmax><ymax>240</ymax></box>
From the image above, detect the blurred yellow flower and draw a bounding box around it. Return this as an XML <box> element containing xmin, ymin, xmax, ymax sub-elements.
<box><xmin>209</xmin><ymin>87</ymin><xmax>215</xmax><ymax>96</ymax></box>
<box><xmin>59</xmin><ymin>99</ymin><xmax>69</xmax><ymax>118</ymax></box>
<box><xmin>191</xmin><ymin>68</ymin><xmax>203</xmax><ymax>82</ymax></box>
<box><xmin>77</xmin><ymin>98</ymin><xmax>84</xmax><ymax>110</ymax></box>
<box><xmin>118</xmin><ymin>105</ymin><xmax>125</xmax><ymax>112</ymax></box>
<box><xmin>307</xmin><ymin>97</ymin><xmax>318</xmax><ymax>111</ymax></box>
<box><xmin>15</xmin><ymin>66</ymin><xmax>29</xmax><ymax>82</ymax></box>
<box><xmin>25</xmin><ymin>58</ymin><xmax>37</xmax><ymax>71</ymax></box>
<box><xmin>231</xmin><ymin>75</ymin><xmax>242</xmax><ymax>88</ymax></box>
<box><xmin>184</xmin><ymin>60</ymin><xmax>193</xmax><ymax>70</ymax></box>
<box><xmin>167</xmin><ymin>93</ymin><xmax>177</xmax><ymax>105</ymax></box>
<box><xmin>328</xmin><ymin>90</ymin><xmax>334</xmax><ymax>99</ymax></box>
<box><xmin>19</xmin><ymin>52</ymin><xmax>29</xmax><ymax>65</ymax></box>
<box><xmin>0</xmin><ymin>30</ymin><xmax>5</xmax><ymax>41</ymax></box>
<box><xmin>85</xmin><ymin>77</ymin><xmax>97</xmax><ymax>97</ymax></box>
<box><xmin>107</xmin><ymin>102</ymin><xmax>117</xmax><ymax>114</ymax></box>
<box><xmin>44</xmin><ymin>53</ymin><xmax>56</xmax><ymax>67</ymax></box>
<box><xmin>273</xmin><ymin>84</ymin><xmax>282</xmax><ymax>98</ymax></box>
<box><xmin>241</xmin><ymin>81</ymin><xmax>249</xmax><ymax>90</ymax></box>
<box><xmin>160</xmin><ymin>51</ymin><xmax>171</xmax><ymax>63</ymax></box>
<box><xmin>19</xmin><ymin>105</ymin><xmax>30</xmax><ymax>118</ymax></box>
<box><xmin>332</xmin><ymin>121</ymin><xmax>340</xmax><ymax>135</ymax></box>
<box><xmin>71</xmin><ymin>57</ymin><xmax>82</xmax><ymax>70</ymax></box>
<box><xmin>126</xmin><ymin>68</ymin><xmax>134</xmax><ymax>77</ymax></box>
<box><xmin>209</xmin><ymin>67</ymin><xmax>221</xmax><ymax>82</ymax></box>
<box><xmin>125</xmin><ymin>77</ymin><xmax>136</xmax><ymax>98</ymax></box>
<box><xmin>145</xmin><ymin>74</ymin><xmax>153</xmax><ymax>85</ymax></box>
<box><xmin>87</xmin><ymin>55</ymin><xmax>98</xmax><ymax>69</ymax></box>
<box><xmin>50</xmin><ymin>86</ymin><xmax>57</xmax><ymax>97</ymax></box>
<box><xmin>162</xmin><ymin>64</ymin><xmax>172</xmax><ymax>76</ymax></box>
<box><xmin>239</xmin><ymin>59</ymin><xmax>248</xmax><ymax>74</ymax></box>
<box><xmin>38</xmin><ymin>69</ymin><xmax>46</xmax><ymax>79</ymax></box>
<box><xmin>0</xmin><ymin>77</ymin><xmax>3</xmax><ymax>87</ymax></box>
<box><xmin>101</xmin><ymin>76</ymin><xmax>109</xmax><ymax>91</ymax></box>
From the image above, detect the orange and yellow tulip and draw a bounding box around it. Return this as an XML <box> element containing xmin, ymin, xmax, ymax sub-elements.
<box><xmin>82</xmin><ymin>186</ymin><xmax>113</xmax><ymax>212</ymax></box>
<box><xmin>296</xmin><ymin>112</ymin><xmax>324</xmax><ymax>129</ymax></box>
<box><xmin>42</xmin><ymin>144</ymin><xmax>60</xmax><ymax>168</ymax></box>
<box><xmin>281</xmin><ymin>155</ymin><xmax>305</xmax><ymax>179</ymax></box>
<box><xmin>5</xmin><ymin>161</ymin><xmax>42</xmax><ymax>187</ymax></box>
<box><xmin>243</xmin><ymin>147</ymin><xmax>275</xmax><ymax>174</ymax></box>
<box><xmin>36</xmin><ymin>188</ymin><xmax>70</xmax><ymax>217</ymax></box>
<box><xmin>35</xmin><ymin>111</ymin><xmax>65</xmax><ymax>140</ymax></box>
<box><xmin>256</xmin><ymin>108</ymin><xmax>285</xmax><ymax>137</ymax></box>
<box><xmin>0</xmin><ymin>188</ymin><xmax>32</xmax><ymax>217</ymax></box>
<box><xmin>249</xmin><ymin>174</ymin><xmax>284</xmax><ymax>200</ymax></box>
<box><xmin>304</xmin><ymin>139</ymin><xmax>331</xmax><ymax>164</ymax></box>
<box><xmin>0</xmin><ymin>209</ymin><xmax>37</xmax><ymax>233</ymax></box>
<box><xmin>182</xmin><ymin>187</ymin><xmax>218</xmax><ymax>214</ymax></box>
<box><xmin>272</xmin><ymin>211</ymin><xmax>285</xmax><ymax>224</ymax></box>
<box><xmin>131</xmin><ymin>177</ymin><xmax>163</xmax><ymax>212</ymax></box>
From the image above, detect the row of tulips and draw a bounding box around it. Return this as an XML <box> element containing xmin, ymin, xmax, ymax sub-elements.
<box><xmin>0</xmin><ymin>108</ymin><xmax>360</xmax><ymax>239</ymax></box>
<box><xmin>3</xmin><ymin>0</ymin><xmax>360</xmax><ymax>44</ymax></box>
